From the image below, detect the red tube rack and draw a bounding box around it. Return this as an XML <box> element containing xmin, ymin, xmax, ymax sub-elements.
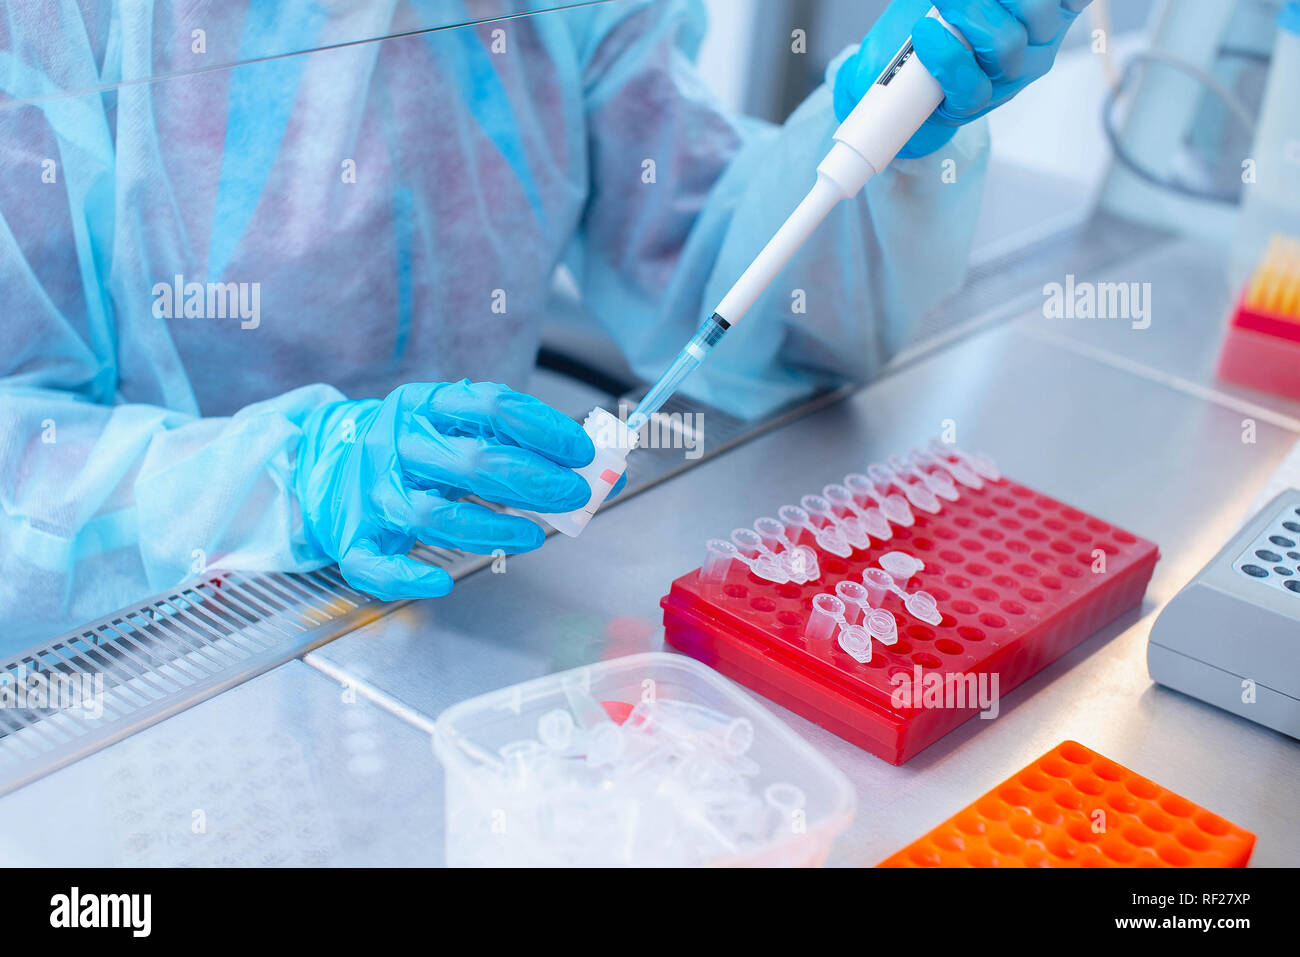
<box><xmin>661</xmin><ymin>471</ymin><xmax>1159</xmax><ymax>765</ymax></box>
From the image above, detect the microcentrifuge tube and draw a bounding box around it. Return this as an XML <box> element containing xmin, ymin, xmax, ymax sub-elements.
<box><xmin>754</xmin><ymin>517</ymin><xmax>818</xmax><ymax>584</ymax></box>
<box><xmin>897</xmin><ymin>476</ymin><xmax>942</xmax><ymax>514</ymax></box>
<box><xmin>865</xmin><ymin>608</ymin><xmax>898</xmax><ymax>646</ymax></box>
<box><xmin>822</xmin><ymin>482</ymin><xmax>858</xmax><ymax>514</ymax></box>
<box><xmin>893</xmin><ymin>452</ymin><xmax>959</xmax><ymax>502</ymax></box>
<box><xmin>753</xmin><ymin>516</ymin><xmax>796</xmax><ymax>553</ymax></box>
<box><xmin>925</xmin><ymin>466</ymin><xmax>961</xmax><ymax>501</ymax></box>
<box><xmin>702</xmin><ymin>539</ymin><xmax>740</xmax><ymax>584</ymax></box>
<box><xmin>835</xmin><ymin>580</ymin><xmax>871</xmax><ymax>625</ymax></box>
<box><xmin>891</xmin><ymin>453</ymin><xmax>946</xmax><ymax>500</ymax></box>
<box><xmin>915</xmin><ymin>443</ymin><xmax>981</xmax><ymax>490</ymax></box>
<box><xmin>562</xmin><ymin>675</ymin><xmax>613</xmax><ymax>730</ymax></box>
<box><xmin>857</xmin><ymin>506</ymin><xmax>893</xmax><ymax>542</ymax></box>
<box><xmin>805</xmin><ymin>593</ymin><xmax>846</xmax><ymax>643</ymax></box>
<box><xmin>779</xmin><ymin>503</ymin><xmax>852</xmax><ymax>558</ymax></box>
<box><xmin>624</xmin><ymin>702</ymin><xmax>690</xmax><ymax>754</ymax></box>
<box><xmin>867</xmin><ymin>568</ymin><xmax>945</xmax><ymax>626</ymax></box>
<box><xmin>837</xmin><ymin>623</ymin><xmax>872</xmax><ymax>663</ymax></box>
<box><xmin>759</xmin><ymin>780</ymin><xmax>800</xmax><ymax>816</ymax></box>
<box><xmin>812</xmin><ymin>496</ymin><xmax>869</xmax><ymax>548</ymax></box>
<box><xmin>964</xmin><ymin>449</ymin><xmax>1001</xmax><ymax>483</ymax></box>
<box><xmin>801</xmin><ymin>494</ymin><xmax>869</xmax><ymax>549</ymax></box>
<box><xmin>879</xmin><ymin>550</ymin><xmax>925</xmax><ymax>581</ymax></box>
<box><xmin>866</xmin><ymin>462</ymin><xmax>899</xmax><ymax>492</ymax></box>
<box><xmin>861</xmin><ymin>567</ymin><xmax>894</xmax><ymax>608</ymax></box>
<box><xmin>538</xmin><ymin>708</ymin><xmax>576</xmax><ymax>751</ymax></box>
<box><xmin>750</xmin><ymin>554</ymin><xmax>790</xmax><ymax>584</ymax></box>
<box><xmin>903</xmin><ymin>590</ymin><xmax>942</xmax><ymax>627</ymax></box>
<box><xmin>777</xmin><ymin>504</ymin><xmax>811</xmax><ymax>547</ymax></box>
<box><xmin>731</xmin><ymin>528</ymin><xmax>791</xmax><ymax>584</ymax></box>
<box><xmin>657</xmin><ymin>700</ymin><xmax>756</xmax><ymax>760</ymax></box>
<box><xmin>907</xmin><ymin>480</ymin><xmax>943</xmax><ymax>514</ymax></box>
<box><xmin>538</xmin><ymin>407</ymin><xmax>639</xmax><ymax>537</ymax></box>
<box><xmin>499</xmin><ymin>740</ymin><xmax>544</xmax><ymax>777</ymax></box>
<box><xmin>586</xmin><ymin>723</ymin><xmax>625</xmax><ymax>768</ymax></box>
<box><xmin>947</xmin><ymin>458</ymin><xmax>982</xmax><ymax>490</ymax></box>
<box><xmin>845</xmin><ymin>472</ymin><xmax>914</xmax><ymax>528</ymax></box>
<box><xmin>731</xmin><ymin>527</ymin><xmax>777</xmax><ymax>562</ymax></box>
<box><xmin>839</xmin><ymin>513</ymin><xmax>873</xmax><ymax>549</ymax></box>
<box><xmin>929</xmin><ymin>438</ymin><xmax>1001</xmax><ymax>483</ymax></box>
<box><xmin>823</xmin><ymin>484</ymin><xmax>893</xmax><ymax>542</ymax></box>
<box><xmin>869</xmin><ymin>463</ymin><xmax>942</xmax><ymax>515</ymax></box>
<box><xmin>723</xmin><ymin>718</ymin><xmax>755</xmax><ymax>757</ymax></box>
<box><xmin>782</xmin><ymin>544</ymin><xmax>820</xmax><ymax>585</ymax></box>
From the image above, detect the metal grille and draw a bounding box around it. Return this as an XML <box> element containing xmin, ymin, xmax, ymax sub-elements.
<box><xmin>0</xmin><ymin>567</ymin><xmax>384</xmax><ymax>795</ymax></box>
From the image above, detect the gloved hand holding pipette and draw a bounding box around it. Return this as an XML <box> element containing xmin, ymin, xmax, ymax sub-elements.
<box><xmin>836</xmin><ymin>0</ymin><xmax>1092</xmax><ymax>158</ymax></box>
<box><xmin>630</xmin><ymin>0</ymin><xmax>1094</xmax><ymax>431</ymax></box>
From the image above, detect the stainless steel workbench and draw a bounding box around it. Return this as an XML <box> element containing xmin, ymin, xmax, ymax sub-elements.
<box><xmin>3</xmin><ymin>223</ymin><xmax>1297</xmax><ymax>867</ymax></box>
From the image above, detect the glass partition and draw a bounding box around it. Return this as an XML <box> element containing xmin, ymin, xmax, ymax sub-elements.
<box><xmin>0</xmin><ymin>1</ymin><xmax>616</xmax><ymax>109</ymax></box>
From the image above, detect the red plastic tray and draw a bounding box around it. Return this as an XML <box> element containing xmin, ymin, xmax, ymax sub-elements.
<box><xmin>661</xmin><ymin>474</ymin><xmax>1159</xmax><ymax>765</ymax></box>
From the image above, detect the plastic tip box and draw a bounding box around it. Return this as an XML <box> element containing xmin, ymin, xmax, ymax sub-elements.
<box><xmin>879</xmin><ymin>741</ymin><xmax>1256</xmax><ymax>867</ymax></box>
<box><xmin>661</xmin><ymin>464</ymin><xmax>1159</xmax><ymax>765</ymax></box>
<box><xmin>1217</xmin><ymin>234</ymin><xmax>1300</xmax><ymax>401</ymax></box>
<box><xmin>1216</xmin><ymin>297</ymin><xmax>1300</xmax><ymax>401</ymax></box>
<box><xmin>432</xmin><ymin>653</ymin><xmax>855</xmax><ymax>867</ymax></box>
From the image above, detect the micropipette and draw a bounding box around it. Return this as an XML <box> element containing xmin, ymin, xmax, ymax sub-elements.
<box><xmin>628</xmin><ymin>7</ymin><xmax>971</xmax><ymax>431</ymax></box>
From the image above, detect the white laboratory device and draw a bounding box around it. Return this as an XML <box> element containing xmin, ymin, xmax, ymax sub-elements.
<box><xmin>1147</xmin><ymin>489</ymin><xmax>1300</xmax><ymax>739</ymax></box>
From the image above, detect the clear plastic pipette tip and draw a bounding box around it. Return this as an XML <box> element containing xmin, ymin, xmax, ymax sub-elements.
<box><xmin>628</xmin><ymin>350</ymin><xmax>701</xmax><ymax>433</ymax></box>
<box><xmin>628</xmin><ymin>314</ymin><xmax>730</xmax><ymax>432</ymax></box>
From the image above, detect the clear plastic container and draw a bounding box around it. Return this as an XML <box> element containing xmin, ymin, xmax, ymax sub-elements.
<box><xmin>433</xmin><ymin>652</ymin><xmax>855</xmax><ymax>867</ymax></box>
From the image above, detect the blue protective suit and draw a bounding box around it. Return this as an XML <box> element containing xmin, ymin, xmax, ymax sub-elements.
<box><xmin>0</xmin><ymin>0</ymin><xmax>989</xmax><ymax>646</ymax></box>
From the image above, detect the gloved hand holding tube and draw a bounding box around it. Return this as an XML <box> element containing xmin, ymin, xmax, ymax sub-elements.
<box><xmin>294</xmin><ymin>380</ymin><xmax>611</xmax><ymax>600</ymax></box>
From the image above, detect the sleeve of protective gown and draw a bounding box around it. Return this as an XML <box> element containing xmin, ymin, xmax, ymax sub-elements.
<box><xmin>568</xmin><ymin>0</ymin><xmax>990</xmax><ymax>419</ymax></box>
<box><xmin>0</xmin><ymin>27</ymin><xmax>338</xmax><ymax>649</ymax></box>
<box><xmin>0</xmin><ymin>383</ymin><xmax>340</xmax><ymax>648</ymax></box>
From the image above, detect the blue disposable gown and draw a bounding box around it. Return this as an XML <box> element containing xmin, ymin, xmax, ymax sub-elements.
<box><xmin>0</xmin><ymin>0</ymin><xmax>989</xmax><ymax>648</ymax></box>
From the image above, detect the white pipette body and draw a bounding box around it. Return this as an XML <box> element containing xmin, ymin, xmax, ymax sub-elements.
<box><xmin>718</xmin><ymin>7</ymin><xmax>966</xmax><ymax>323</ymax></box>
<box><xmin>630</xmin><ymin>7</ymin><xmax>968</xmax><ymax>428</ymax></box>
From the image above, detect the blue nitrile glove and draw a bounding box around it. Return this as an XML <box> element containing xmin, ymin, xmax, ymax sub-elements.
<box><xmin>834</xmin><ymin>0</ymin><xmax>1093</xmax><ymax>158</ymax></box>
<box><xmin>295</xmin><ymin>379</ymin><xmax>599</xmax><ymax>600</ymax></box>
